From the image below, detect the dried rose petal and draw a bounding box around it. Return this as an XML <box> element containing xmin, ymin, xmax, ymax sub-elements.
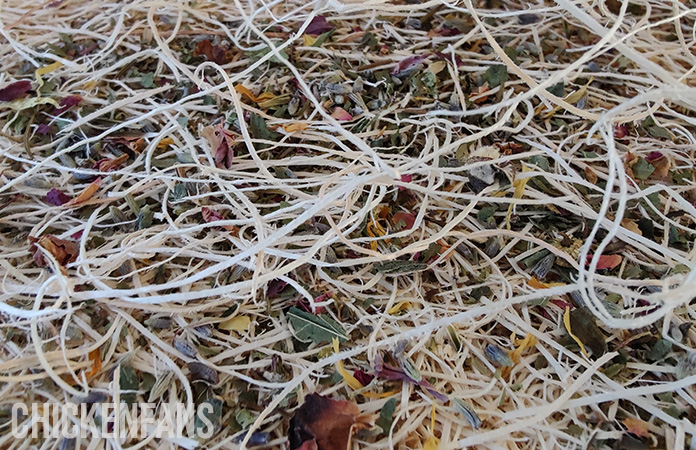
<box><xmin>586</xmin><ymin>254</ymin><xmax>622</xmax><ymax>270</ymax></box>
<box><xmin>289</xmin><ymin>394</ymin><xmax>370</xmax><ymax>450</ymax></box>
<box><xmin>398</xmin><ymin>174</ymin><xmax>412</xmax><ymax>191</ymax></box>
<box><xmin>267</xmin><ymin>279</ymin><xmax>288</xmax><ymax>298</ymax></box>
<box><xmin>36</xmin><ymin>124</ymin><xmax>54</xmax><ymax>135</ymax></box>
<box><xmin>194</xmin><ymin>40</ymin><xmax>229</xmax><ymax>65</ymax></box>
<box><xmin>201</xmin><ymin>207</ymin><xmax>224</xmax><ymax>223</ymax></box>
<box><xmin>304</xmin><ymin>16</ymin><xmax>333</xmax><ymax>36</ymax></box>
<box><xmin>434</xmin><ymin>26</ymin><xmax>462</xmax><ymax>37</ymax></box>
<box><xmin>201</xmin><ymin>123</ymin><xmax>235</xmax><ymax>169</ymax></box>
<box><xmin>645</xmin><ymin>151</ymin><xmax>663</xmax><ymax>162</ymax></box>
<box><xmin>93</xmin><ymin>154</ymin><xmax>128</xmax><ymax>172</ymax></box>
<box><xmin>0</xmin><ymin>80</ymin><xmax>32</xmax><ymax>102</ymax></box>
<box><xmin>352</xmin><ymin>370</ymin><xmax>374</xmax><ymax>387</ymax></box>
<box><xmin>374</xmin><ymin>354</ymin><xmax>447</xmax><ymax>402</ymax></box>
<box><xmin>391</xmin><ymin>55</ymin><xmax>426</xmax><ymax>75</ymax></box>
<box><xmin>331</xmin><ymin>107</ymin><xmax>352</xmax><ymax>121</ymax></box>
<box><xmin>434</xmin><ymin>51</ymin><xmax>464</xmax><ymax>66</ymax></box>
<box><xmin>46</xmin><ymin>188</ymin><xmax>72</xmax><ymax>206</ymax></box>
<box><xmin>296</xmin><ymin>297</ymin><xmax>327</xmax><ymax>314</ymax></box>
<box><xmin>614</xmin><ymin>124</ymin><xmax>629</xmax><ymax>139</ymax></box>
<box><xmin>392</xmin><ymin>212</ymin><xmax>416</xmax><ymax>230</ymax></box>
<box><xmin>54</xmin><ymin>95</ymin><xmax>82</xmax><ymax>114</ymax></box>
<box><xmin>31</xmin><ymin>235</ymin><xmax>79</xmax><ymax>268</ymax></box>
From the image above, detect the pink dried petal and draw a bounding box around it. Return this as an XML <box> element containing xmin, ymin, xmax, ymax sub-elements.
<box><xmin>296</xmin><ymin>297</ymin><xmax>326</xmax><ymax>314</ymax></box>
<box><xmin>398</xmin><ymin>174</ymin><xmax>412</xmax><ymax>191</ymax></box>
<box><xmin>313</xmin><ymin>292</ymin><xmax>332</xmax><ymax>304</ymax></box>
<box><xmin>201</xmin><ymin>207</ymin><xmax>224</xmax><ymax>223</ymax></box>
<box><xmin>80</xmin><ymin>42</ymin><xmax>98</xmax><ymax>56</ymax></box>
<box><xmin>331</xmin><ymin>106</ymin><xmax>352</xmax><ymax>121</ymax></box>
<box><xmin>391</xmin><ymin>55</ymin><xmax>426</xmax><ymax>75</ymax></box>
<box><xmin>550</xmin><ymin>299</ymin><xmax>573</xmax><ymax>310</ymax></box>
<box><xmin>434</xmin><ymin>51</ymin><xmax>464</xmax><ymax>66</ymax></box>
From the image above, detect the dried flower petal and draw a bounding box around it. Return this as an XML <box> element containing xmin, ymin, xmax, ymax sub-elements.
<box><xmin>331</xmin><ymin>106</ymin><xmax>352</xmax><ymax>121</ymax></box>
<box><xmin>66</xmin><ymin>177</ymin><xmax>102</xmax><ymax>206</ymax></box>
<box><xmin>484</xmin><ymin>344</ymin><xmax>514</xmax><ymax>367</ymax></box>
<box><xmin>452</xmin><ymin>399</ymin><xmax>482</xmax><ymax>429</ymax></box>
<box><xmin>194</xmin><ymin>40</ymin><xmax>229</xmax><ymax>65</ymax></box>
<box><xmin>54</xmin><ymin>95</ymin><xmax>82</xmax><ymax>114</ymax></box>
<box><xmin>31</xmin><ymin>235</ymin><xmax>79</xmax><ymax>268</ymax></box>
<box><xmin>304</xmin><ymin>16</ymin><xmax>333</xmax><ymax>36</ymax></box>
<box><xmin>289</xmin><ymin>393</ymin><xmax>371</xmax><ymax>450</ymax></box>
<box><xmin>46</xmin><ymin>188</ymin><xmax>72</xmax><ymax>206</ymax></box>
<box><xmin>0</xmin><ymin>80</ymin><xmax>32</xmax><ymax>102</ymax></box>
<box><xmin>392</xmin><ymin>55</ymin><xmax>426</xmax><ymax>75</ymax></box>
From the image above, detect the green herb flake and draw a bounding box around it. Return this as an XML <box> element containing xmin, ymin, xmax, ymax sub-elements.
<box><xmin>287</xmin><ymin>306</ymin><xmax>347</xmax><ymax>344</ymax></box>
<box><xmin>376</xmin><ymin>398</ymin><xmax>397</xmax><ymax>434</ymax></box>
<box><xmin>485</xmin><ymin>65</ymin><xmax>508</xmax><ymax>88</ymax></box>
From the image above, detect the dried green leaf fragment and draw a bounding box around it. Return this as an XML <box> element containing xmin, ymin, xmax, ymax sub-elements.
<box><xmin>376</xmin><ymin>398</ymin><xmax>397</xmax><ymax>434</ymax></box>
<box><xmin>632</xmin><ymin>158</ymin><xmax>655</xmax><ymax>180</ymax></box>
<box><xmin>119</xmin><ymin>365</ymin><xmax>139</xmax><ymax>405</ymax></box>
<box><xmin>373</xmin><ymin>260</ymin><xmax>427</xmax><ymax>274</ymax></box>
<box><xmin>287</xmin><ymin>306</ymin><xmax>347</xmax><ymax>344</ymax></box>
<box><xmin>645</xmin><ymin>339</ymin><xmax>672</xmax><ymax>362</ymax></box>
<box><xmin>485</xmin><ymin>65</ymin><xmax>508</xmax><ymax>88</ymax></box>
<box><xmin>567</xmin><ymin>307</ymin><xmax>607</xmax><ymax>357</ymax></box>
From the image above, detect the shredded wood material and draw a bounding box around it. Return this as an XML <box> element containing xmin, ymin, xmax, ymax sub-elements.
<box><xmin>1</xmin><ymin>0</ymin><xmax>695</xmax><ymax>449</ymax></box>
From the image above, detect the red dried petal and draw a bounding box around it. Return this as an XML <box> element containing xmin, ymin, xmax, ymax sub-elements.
<box><xmin>32</xmin><ymin>235</ymin><xmax>78</xmax><ymax>268</ymax></box>
<box><xmin>289</xmin><ymin>394</ymin><xmax>369</xmax><ymax>450</ymax></box>
<box><xmin>587</xmin><ymin>254</ymin><xmax>623</xmax><ymax>270</ymax></box>
<box><xmin>434</xmin><ymin>51</ymin><xmax>464</xmax><ymax>67</ymax></box>
<box><xmin>54</xmin><ymin>95</ymin><xmax>82</xmax><ymax>114</ymax></box>
<box><xmin>645</xmin><ymin>151</ymin><xmax>663</xmax><ymax>162</ymax></box>
<box><xmin>392</xmin><ymin>212</ymin><xmax>416</xmax><ymax>230</ymax></box>
<box><xmin>194</xmin><ymin>40</ymin><xmax>229</xmax><ymax>65</ymax></box>
<box><xmin>267</xmin><ymin>279</ymin><xmax>288</xmax><ymax>298</ymax></box>
<box><xmin>391</xmin><ymin>55</ymin><xmax>426</xmax><ymax>75</ymax></box>
<box><xmin>93</xmin><ymin>154</ymin><xmax>128</xmax><ymax>172</ymax></box>
<box><xmin>613</xmin><ymin>124</ymin><xmax>629</xmax><ymax>139</ymax></box>
<box><xmin>304</xmin><ymin>16</ymin><xmax>333</xmax><ymax>36</ymax></box>
<box><xmin>550</xmin><ymin>299</ymin><xmax>573</xmax><ymax>310</ymax></box>
<box><xmin>46</xmin><ymin>188</ymin><xmax>72</xmax><ymax>206</ymax></box>
<box><xmin>398</xmin><ymin>174</ymin><xmax>412</xmax><ymax>191</ymax></box>
<box><xmin>435</xmin><ymin>26</ymin><xmax>462</xmax><ymax>36</ymax></box>
<box><xmin>0</xmin><ymin>80</ymin><xmax>32</xmax><ymax>102</ymax></box>
<box><xmin>352</xmin><ymin>370</ymin><xmax>374</xmax><ymax>387</ymax></box>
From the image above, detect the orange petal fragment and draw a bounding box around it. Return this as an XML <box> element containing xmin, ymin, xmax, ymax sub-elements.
<box><xmin>87</xmin><ymin>348</ymin><xmax>102</xmax><ymax>380</ymax></box>
<box><xmin>66</xmin><ymin>177</ymin><xmax>102</xmax><ymax>206</ymax></box>
<box><xmin>283</xmin><ymin>122</ymin><xmax>309</xmax><ymax>133</ymax></box>
<box><xmin>235</xmin><ymin>84</ymin><xmax>275</xmax><ymax>103</ymax></box>
<box><xmin>622</xmin><ymin>417</ymin><xmax>652</xmax><ymax>438</ymax></box>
